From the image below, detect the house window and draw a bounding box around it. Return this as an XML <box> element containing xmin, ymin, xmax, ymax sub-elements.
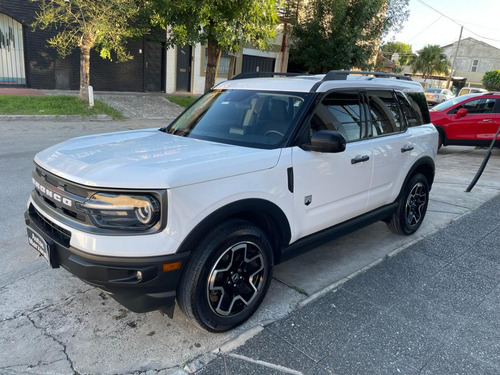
<box><xmin>471</xmin><ymin>59</ymin><xmax>479</xmax><ymax>72</ymax></box>
<box><xmin>204</xmin><ymin>50</ymin><xmax>231</xmax><ymax>74</ymax></box>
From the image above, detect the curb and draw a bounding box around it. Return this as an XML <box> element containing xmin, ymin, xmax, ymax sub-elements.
<box><xmin>0</xmin><ymin>114</ymin><xmax>113</xmax><ymax>121</ymax></box>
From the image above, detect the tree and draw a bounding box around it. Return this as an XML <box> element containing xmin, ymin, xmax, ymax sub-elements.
<box><xmin>32</xmin><ymin>0</ymin><xmax>146</xmax><ymax>101</ymax></box>
<box><xmin>150</xmin><ymin>0</ymin><xmax>280</xmax><ymax>93</ymax></box>
<box><xmin>411</xmin><ymin>45</ymin><xmax>449</xmax><ymax>80</ymax></box>
<box><xmin>482</xmin><ymin>70</ymin><xmax>500</xmax><ymax>91</ymax></box>
<box><xmin>289</xmin><ymin>0</ymin><xmax>409</xmax><ymax>73</ymax></box>
<box><xmin>379</xmin><ymin>41</ymin><xmax>413</xmax><ymax>73</ymax></box>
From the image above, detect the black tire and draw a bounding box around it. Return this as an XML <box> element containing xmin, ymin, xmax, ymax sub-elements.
<box><xmin>386</xmin><ymin>173</ymin><xmax>429</xmax><ymax>235</ymax></box>
<box><xmin>437</xmin><ymin>131</ymin><xmax>443</xmax><ymax>151</ymax></box>
<box><xmin>177</xmin><ymin>220</ymin><xmax>273</xmax><ymax>332</ymax></box>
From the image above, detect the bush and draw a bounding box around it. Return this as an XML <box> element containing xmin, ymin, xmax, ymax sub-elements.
<box><xmin>482</xmin><ymin>70</ymin><xmax>500</xmax><ymax>91</ymax></box>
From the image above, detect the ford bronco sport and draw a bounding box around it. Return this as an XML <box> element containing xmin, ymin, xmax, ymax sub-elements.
<box><xmin>25</xmin><ymin>71</ymin><xmax>438</xmax><ymax>332</ymax></box>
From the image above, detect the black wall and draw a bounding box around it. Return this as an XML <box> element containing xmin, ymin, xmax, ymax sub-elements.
<box><xmin>0</xmin><ymin>0</ymin><xmax>163</xmax><ymax>91</ymax></box>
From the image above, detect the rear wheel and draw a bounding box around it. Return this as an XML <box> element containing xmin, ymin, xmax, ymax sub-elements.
<box><xmin>386</xmin><ymin>173</ymin><xmax>429</xmax><ymax>235</ymax></box>
<box><xmin>177</xmin><ymin>220</ymin><xmax>273</xmax><ymax>332</ymax></box>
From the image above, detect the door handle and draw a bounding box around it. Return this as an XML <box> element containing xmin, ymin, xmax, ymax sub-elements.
<box><xmin>401</xmin><ymin>145</ymin><xmax>414</xmax><ymax>153</ymax></box>
<box><xmin>351</xmin><ymin>155</ymin><xmax>369</xmax><ymax>164</ymax></box>
<box><xmin>481</xmin><ymin>119</ymin><xmax>492</xmax><ymax>122</ymax></box>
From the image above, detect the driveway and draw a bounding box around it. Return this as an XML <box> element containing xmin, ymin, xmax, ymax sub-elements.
<box><xmin>1</xmin><ymin>119</ymin><xmax>499</xmax><ymax>374</ymax></box>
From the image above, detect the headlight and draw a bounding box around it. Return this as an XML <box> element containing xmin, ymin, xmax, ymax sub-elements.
<box><xmin>77</xmin><ymin>193</ymin><xmax>161</xmax><ymax>230</ymax></box>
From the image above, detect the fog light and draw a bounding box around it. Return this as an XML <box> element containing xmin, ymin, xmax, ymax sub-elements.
<box><xmin>136</xmin><ymin>270</ymin><xmax>143</xmax><ymax>282</ymax></box>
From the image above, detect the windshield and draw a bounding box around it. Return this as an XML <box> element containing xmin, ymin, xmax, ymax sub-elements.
<box><xmin>425</xmin><ymin>89</ymin><xmax>441</xmax><ymax>93</ymax></box>
<box><xmin>165</xmin><ymin>89</ymin><xmax>312</xmax><ymax>148</ymax></box>
<box><xmin>432</xmin><ymin>93</ymin><xmax>482</xmax><ymax>112</ymax></box>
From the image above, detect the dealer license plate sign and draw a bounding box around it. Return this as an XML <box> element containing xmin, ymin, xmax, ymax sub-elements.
<box><xmin>27</xmin><ymin>227</ymin><xmax>51</xmax><ymax>266</ymax></box>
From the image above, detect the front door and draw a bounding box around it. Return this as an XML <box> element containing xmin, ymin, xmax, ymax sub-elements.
<box><xmin>144</xmin><ymin>40</ymin><xmax>164</xmax><ymax>92</ymax></box>
<box><xmin>176</xmin><ymin>46</ymin><xmax>192</xmax><ymax>92</ymax></box>
<box><xmin>292</xmin><ymin>90</ymin><xmax>373</xmax><ymax>239</ymax></box>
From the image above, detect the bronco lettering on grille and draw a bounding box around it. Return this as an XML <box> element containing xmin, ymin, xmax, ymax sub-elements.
<box><xmin>33</xmin><ymin>177</ymin><xmax>73</xmax><ymax>207</ymax></box>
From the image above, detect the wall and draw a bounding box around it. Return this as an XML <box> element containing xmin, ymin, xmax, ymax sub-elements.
<box><xmin>165</xmin><ymin>26</ymin><xmax>289</xmax><ymax>95</ymax></box>
<box><xmin>0</xmin><ymin>0</ymin><xmax>161</xmax><ymax>92</ymax></box>
<box><xmin>443</xmin><ymin>38</ymin><xmax>500</xmax><ymax>87</ymax></box>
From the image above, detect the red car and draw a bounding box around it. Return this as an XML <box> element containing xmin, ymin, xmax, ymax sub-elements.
<box><xmin>429</xmin><ymin>92</ymin><xmax>500</xmax><ymax>149</ymax></box>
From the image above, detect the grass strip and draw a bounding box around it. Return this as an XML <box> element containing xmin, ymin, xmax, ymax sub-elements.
<box><xmin>166</xmin><ymin>96</ymin><xmax>198</xmax><ymax>108</ymax></box>
<box><xmin>0</xmin><ymin>95</ymin><xmax>124</xmax><ymax>119</ymax></box>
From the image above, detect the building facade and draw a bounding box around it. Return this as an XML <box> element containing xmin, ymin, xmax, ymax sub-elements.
<box><xmin>0</xmin><ymin>1</ymin><xmax>288</xmax><ymax>94</ymax></box>
<box><xmin>442</xmin><ymin>37</ymin><xmax>500</xmax><ymax>88</ymax></box>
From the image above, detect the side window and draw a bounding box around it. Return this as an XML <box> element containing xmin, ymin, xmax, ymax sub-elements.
<box><xmin>310</xmin><ymin>91</ymin><xmax>363</xmax><ymax>142</ymax></box>
<box><xmin>449</xmin><ymin>98</ymin><xmax>496</xmax><ymax>115</ymax></box>
<box><xmin>367</xmin><ymin>90</ymin><xmax>401</xmax><ymax>137</ymax></box>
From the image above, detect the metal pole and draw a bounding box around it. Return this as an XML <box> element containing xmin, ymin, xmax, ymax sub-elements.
<box><xmin>466</xmin><ymin>124</ymin><xmax>500</xmax><ymax>192</ymax></box>
<box><xmin>447</xmin><ymin>26</ymin><xmax>463</xmax><ymax>90</ymax></box>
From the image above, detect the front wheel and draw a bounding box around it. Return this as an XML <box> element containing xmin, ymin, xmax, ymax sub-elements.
<box><xmin>386</xmin><ymin>173</ymin><xmax>429</xmax><ymax>235</ymax></box>
<box><xmin>177</xmin><ymin>220</ymin><xmax>273</xmax><ymax>332</ymax></box>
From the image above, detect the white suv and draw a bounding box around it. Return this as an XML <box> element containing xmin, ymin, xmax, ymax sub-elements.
<box><xmin>25</xmin><ymin>71</ymin><xmax>438</xmax><ymax>332</ymax></box>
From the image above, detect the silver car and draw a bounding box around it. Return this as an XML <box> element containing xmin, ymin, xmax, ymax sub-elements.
<box><xmin>425</xmin><ymin>88</ymin><xmax>454</xmax><ymax>105</ymax></box>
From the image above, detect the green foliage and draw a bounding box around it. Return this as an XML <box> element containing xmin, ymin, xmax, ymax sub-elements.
<box><xmin>482</xmin><ymin>70</ymin><xmax>500</xmax><ymax>91</ymax></box>
<box><xmin>150</xmin><ymin>0</ymin><xmax>280</xmax><ymax>91</ymax></box>
<box><xmin>411</xmin><ymin>45</ymin><xmax>450</xmax><ymax>79</ymax></box>
<box><xmin>151</xmin><ymin>0</ymin><xmax>278</xmax><ymax>53</ymax></box>
<box><xmin>32</xmin><ymin>0</ymin><xmax>146</xmax><ymax>62</ymax></box>
<box><xmin>0</xmin><ymin>95</ymin><xmax>124</xmax><ymax>118</ymax></box>
<box><xmin>289</xmin><ymin>0</ymin><xmax>409</xmax><ymax>73</ymax></box>
<box><xmin>380</xmin><ymin>41</ymin><xmax>413</xmax><ymax>73</ymax></box>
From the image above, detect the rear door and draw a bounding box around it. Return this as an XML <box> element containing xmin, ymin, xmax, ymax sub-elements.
<box><xmin>363</xmin><ymin>90</ymin><xmax>420</xmax><ymax>210</ymax></box>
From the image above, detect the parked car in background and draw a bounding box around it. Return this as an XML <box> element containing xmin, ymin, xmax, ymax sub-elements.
<box><xmin>430</xmin><ymin>92</ymin><xmax>500</xmax><ymax>149</ymax></box>
<box><xmin>425</xmin><ymin>88</ymin><xmax>455</xmax><ymax>105</ymax></box>
<box><xmin>457</xmin><ymin>87</ymin><xmax>487</xmax><ymax>96</ymax></box>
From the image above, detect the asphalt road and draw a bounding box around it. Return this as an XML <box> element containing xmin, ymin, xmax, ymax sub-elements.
<box><xmin>1</xmin><ymin>119</ymin><xmax>499</xmax><ymax>374</ymax></box>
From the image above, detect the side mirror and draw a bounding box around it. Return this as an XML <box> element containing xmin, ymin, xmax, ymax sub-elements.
<box><xmin>301</xmin><ymin>130</ymin><xmax>346</xmax><ymax>153</ymax></box>
<box><xmin>455</xmin><ymin>108</ymin><xmax>468</xmax><ymax>119</ymax></box>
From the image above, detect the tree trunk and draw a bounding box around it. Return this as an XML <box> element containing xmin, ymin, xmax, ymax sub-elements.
<box><xmin>227</xmin><ymin>55</ymin><xmax>236</xmax><ymax>80</ymax></box>
<box><xmin>79</xmin><ymin>45</ymin><xmax>91</xmax><ymax>102</ymax></box>
<box><xmin>205</xmin><ymin>38</ymin><xmax>220</xmax><ymax>93</ymax></box>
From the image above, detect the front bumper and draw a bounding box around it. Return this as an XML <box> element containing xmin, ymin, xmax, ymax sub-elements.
<box><xmin>25</xmin><ymin>204</ymin><xmax>190</xmax><ymax>314</ymax></box>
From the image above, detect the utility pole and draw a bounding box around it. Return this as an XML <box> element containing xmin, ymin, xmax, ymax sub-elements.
<box><xmin>447</xmin><ymin>25</ymin><xmax>463</xmax><ymax>90</ymax></box>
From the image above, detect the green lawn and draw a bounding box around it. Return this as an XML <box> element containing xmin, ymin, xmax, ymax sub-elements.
<box><xmin>166</xmin><ymin>96</ymin><xmax>198</xmax><ymax>108</ymax></box>
<box><xmin>0</xmin><ymin>95</ymin><xmax>124</xmax><ymax>119</ymax></box>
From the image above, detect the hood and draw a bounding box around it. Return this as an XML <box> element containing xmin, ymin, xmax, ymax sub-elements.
<box><xmin>34</xmin><ymin>129</ymin><xmax>282</xmax><ymax>189</ymax></box>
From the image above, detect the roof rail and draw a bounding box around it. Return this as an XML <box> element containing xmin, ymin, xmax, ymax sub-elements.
<box><xmin>322</xmin><ymin>70</ymin><xmax>412</xmax><ymax>81</ymax></box>
<box><xmin>231</xmin><ymin>72</ymin><xmax>303</xmax><ymax>80</ymax></box>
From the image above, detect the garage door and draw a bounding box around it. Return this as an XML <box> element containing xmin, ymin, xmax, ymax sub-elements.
<box><xmin>242</xmin><ymin>54</ymin><xmax>276</xmax><ymax>73</ymax></box>
<box><xmin>0</xmin><ymin>13</ymin><xmax>26</xmax><ymax>85</ymax></box>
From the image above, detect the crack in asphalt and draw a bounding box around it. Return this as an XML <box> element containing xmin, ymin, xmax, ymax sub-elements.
<box><xmin>0</xmin><ymin>287</ymin><xmax>92</xmax><ymax>324</ymax></box>
<box><xmin>25</xmin><ymin>313</ymin><xmax>79</xmax><ymax>375</ymax></box>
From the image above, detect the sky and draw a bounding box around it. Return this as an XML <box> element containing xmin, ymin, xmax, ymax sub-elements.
<box><xmin>383</xmin><ymin>0</ymin><xmax>500</xmax><ymax>52</ymax></box>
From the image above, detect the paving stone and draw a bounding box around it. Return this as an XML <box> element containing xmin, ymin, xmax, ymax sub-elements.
<box><xmin>194</xmin><ymin>355</ymin><xmax>286</xmax><ymax>375</ymax></box>
<box><xmin>268</xmin><ymin>289</ymin><xmax>382</xmax><ymax>361</ymax></box>
<box><xmin>386</xmin><ymin>293</ymin><xmax>467</xmax><ymax>340</ymax></box>
<box><xmin>421</xmin><ymin>349</ymin><xmax>500</xmax><ymax>375</ymax></box>
<box><xmin>410</xmin><ymin>231</ymin><xmax>476</xmax><ymax>262</ymax></box>
<box><xmin>233</xmin><ymin>328</ymin><xmax>317</xmax><ymax>373</ymax></box>
<box><xmin>317</xmin><ymin>314</ymin><xmax>438</xmax><ymax>374</ymax></box>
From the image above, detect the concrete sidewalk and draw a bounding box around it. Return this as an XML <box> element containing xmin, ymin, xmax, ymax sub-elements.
<box><xmin>192</xmin><ymin>195</ymin><xmax>500</xmax><ymax>374</ymax></box>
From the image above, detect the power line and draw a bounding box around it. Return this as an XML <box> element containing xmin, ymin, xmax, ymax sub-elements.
<box><xmin>406</xmin><ymin>15</ymin><xmax>442</xmax><ymax>42</ymax></box>
<box><xmin>416</xmin><ymin>0</ymin><xmax>500</xmax><ymax>43</ymax></box>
